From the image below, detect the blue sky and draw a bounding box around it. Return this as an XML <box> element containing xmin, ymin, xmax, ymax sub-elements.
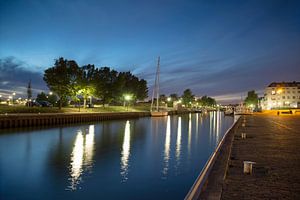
<box><xmin>0</xmin><ymin>0</ymin><xmax>300</xmax><ymax>103</ymax></box>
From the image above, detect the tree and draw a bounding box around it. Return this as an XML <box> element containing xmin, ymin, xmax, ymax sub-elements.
<box><xmin>244</xmin><ymin>90</ymin><xmax>258</xmax><ymax>107</ymax></box>
<box><xmin>181</xmin><ymin>89</ymin><xmax>194</xmax><ymax>107</ymax></box>
<box><xmin>77</xmin><ymin>64</ymin><xmax>96</xmax><ymax>108</ymax></box>
<box><xmin>47</xmin><ymin>94</ymin><xmax>58</xmax><ymax>105</ymax></box>
<box><xmin>159</xmin><ymin>94</ymin><xmax>167</xmax><ymax>103</ymax></box>
<box><xmin>27</xmin><ymin>80</ymin><xmax>32</xmax><ymax>100</ymax></box>
<box><xmin>94</xmin><ymin>67</ymin><xmax>119</xmax><ymax>106</ymax></box>
<box><xmin>170</xmin><ymin>93</ymin><xmax>179</xmax><ymax>101</ymax></box>
<box><xmin>36</xmin><ymin>92</ymin><xmax>48</xmax><ymax>102</ymax></box>
<box><xmin>199</xmin><ymin>95</ymin><xmax>216</xmax><ymax>107</ymax></box>
<box><xmin>43</xmin><ymin>57</ymin><xmax>80</xmax><ymax>109</ymax></box>
<box><xmin>118</xmin><ymin>71</ymin><xmax>148</xmax><ymax>102</ymax></box>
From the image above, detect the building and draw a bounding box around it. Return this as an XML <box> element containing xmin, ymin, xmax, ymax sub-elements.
<box><xmin>262</xmin><ymin>81</ymin><xmax>300</xmax><ymax>110</ymax></box>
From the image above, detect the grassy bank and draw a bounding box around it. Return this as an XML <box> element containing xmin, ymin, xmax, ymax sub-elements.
<box><xmin>0</xmin><ymin>104</ymin><xmax>150</xmax><ymax>114</ymax></box>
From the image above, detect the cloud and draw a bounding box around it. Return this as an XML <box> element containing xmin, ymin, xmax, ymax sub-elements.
<box><xmin>0</xmin><ymin>56</ymin><xmax>47</xmax><ymax>98</ymax></box>
<box><xmin>213</xmin><ymin>89</ymin><xmax>264</xmax><ymax>105</ymax></box>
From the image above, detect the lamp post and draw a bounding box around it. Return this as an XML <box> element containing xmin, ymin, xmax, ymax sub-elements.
<box><xmin>8</xmin><ymin>96</ymin><xmax>12</xmax><ymax>105</ymax></box>
<box><xmin>12</xmin><ymin>92</ymin><xmax>16</xmax><ymax>105</ymax></box>
<box><xmin>124</xmin><ymin>94</ymin><xmax>132</xmax><ymax>111</ymax></box>
<box><xmin>89</xmin><ymin>96</ymin><xmax>92</xmax><ymax>107</ymax></box>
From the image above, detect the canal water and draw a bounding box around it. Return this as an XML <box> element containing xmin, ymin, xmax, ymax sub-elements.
<box><xmin>0</xmin><ymin>112</ymin><xmax>234</xmax><ymax>200</ymax></box>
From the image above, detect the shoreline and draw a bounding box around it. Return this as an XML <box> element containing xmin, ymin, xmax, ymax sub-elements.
<box><xmin>197</xmin><ymin>114</ymin><xmax>300</xmax><ymax>199</ymax></box>
<box><xmin>0</xmin><ymin>110</ymin><xmax>193</xmax><ymax>129</ymax></box>
<box><xmin>185</xmin><ymin>115</ymin><xmax>241</xmax><ymax>200</ymax></box>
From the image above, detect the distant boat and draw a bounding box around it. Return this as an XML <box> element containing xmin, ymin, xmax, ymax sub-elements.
<box><xmin>150</xmin><ymin>57</ymin><xmax>168</xmax><ymax>117</ymax></box>
<box><xmin>234</xmin><ymin>104</ymin><xmax>252</xmax><ymax>115</ymax></box>
<box><xmin>224</xmin><ymin>108</ymin><xmax>234</xmax><ymax>116</ymax></box>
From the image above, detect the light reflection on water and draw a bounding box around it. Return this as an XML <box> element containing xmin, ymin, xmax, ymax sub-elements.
<box><xmin>188</xmin><ymin>113</ymin><xmax>192</xmax><ymax>155</ymax></box>
<box><xmin>0</xmin><ymin>112</ymin><xmax>234</xmax><ymax>200</ymax></box>
<box><xmin>162</xmin><ymin>116</ymin><xmax>171</xmax><ymax>177</ymax></box>
<box><xmin>120</xmin><ymin>120</ymin><xmax>131</xmax><ymax>182</ymax></box>
<box><xmin>68</xmin><ymin>125</ymin><xmax>95</xmax><ymax>190</ymax></box>
<box><xmin>176</xmin><ymin>117</ymin><xmax>182</xmax><ymax>161</ymax></box>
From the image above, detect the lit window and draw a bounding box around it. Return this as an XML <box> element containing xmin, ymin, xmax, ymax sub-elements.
<box><xmin>277</xmin><ymin>89</ymin><xmax>282</xmax><ymax>94</ymax></box>
<box><xmin>271</xmin><ymin>90</ymin><xmax>276</xmax><ymax>95</ymax></box>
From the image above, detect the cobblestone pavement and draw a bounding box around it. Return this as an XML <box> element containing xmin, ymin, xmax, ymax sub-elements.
<box><xmin>221</xmin><ymin>115</ymin><xmax>300</xmax><ymax>200</ymax></box>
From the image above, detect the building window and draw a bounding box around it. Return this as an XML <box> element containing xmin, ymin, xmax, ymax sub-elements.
<box><xmin>287</xmin><ymin>91</ymin><xmax>290</xmax><ymax>93</ymax></box>
<box><xmin>271</xmin><ymin>90</ymin><xmax>276</xmax><ymax>95</ymax></box>
<box><xmin>287</xmin><ymin>96</ymin><xmax>290</xmax><ymax>99</ymax></box>
<box><xmin>282</xmin><ymin>96</ymin><xmax>285</xmax><ymax>99</ymax></box>
<box><xmin>293</xmin><ymin>96</ymin><xmax>296</xmax><ymax>99</ymax></box>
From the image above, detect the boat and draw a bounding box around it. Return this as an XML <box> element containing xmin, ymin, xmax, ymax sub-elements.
<box><xmin>150</xmin><ymin>56</ymin><xmax>168</xmax><ymax>117</ymax></box>
<box><xmin>234</xmin><ymin>104</ymin><xmax>253</xmax><ymax>115</ymax></box>
<box><xmin>224</xmin><ymin>108</ymin><xmax>234</xmax><ymax>116</ymax></box>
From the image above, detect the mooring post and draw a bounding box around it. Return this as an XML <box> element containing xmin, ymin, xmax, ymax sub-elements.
<box><xmin>243</xmin><ymin>161</ymin><xmax>256</xmax><ymax>174</ymax></box>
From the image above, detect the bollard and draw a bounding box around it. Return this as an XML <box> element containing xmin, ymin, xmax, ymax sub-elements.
<box><xmin>243</xmin><ymin>161</ymin><xmax>256</xmax><ymax>174</ymax></box>
<box><xmin>241</xmin><ymin>133</ymin><xmax>246</xmax><ymax>139</ymax></box>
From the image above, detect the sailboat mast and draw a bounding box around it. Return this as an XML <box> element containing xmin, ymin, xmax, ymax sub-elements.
<box><xmin>150</xmin><ymin>56</ymin><xmax>160</xmax><ymax>112</ymax></box>
<box><xmin>156</xmin><ymin>56</ymin><xmax>160</xmax><ymax>111</ymax></box>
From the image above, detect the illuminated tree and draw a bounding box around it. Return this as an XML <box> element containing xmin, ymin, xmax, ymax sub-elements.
<box><xmin>43</xmin><ymin>57</ymin><xmax>80</xmax><ymax>109</ymax></box>
<box><xmin>181</xmin><ymin>89</ymin><xmax>194</xmax><ymax>107</ymax></box>
<box><xmin>244</xmin><ymin>90</ymin><xmax>258</xmax><ymax>107</ymax></box>
<box><xmin>77</xmin><ymin>64</ymin><xmax>96</xmax><ymax>108</ymax></box>
<box><xmin>198</xmin><ymin>95</ymin><xmax>216</xmax><ymax>107</ymax></box>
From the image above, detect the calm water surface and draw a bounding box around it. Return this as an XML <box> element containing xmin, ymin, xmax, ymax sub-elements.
<box><xmin>0</xmin><ymin>112</ymin><xmax>234</xmax><ymax>200</ymax></box>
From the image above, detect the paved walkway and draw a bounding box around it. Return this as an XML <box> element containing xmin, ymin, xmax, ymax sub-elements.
<box><xmin>221</xmin><ymin>115</ymin><xmax>300</xmax><ymax>199</ymax></box>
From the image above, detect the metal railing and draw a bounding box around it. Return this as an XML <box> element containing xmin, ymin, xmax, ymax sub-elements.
<box><xmin>184</xmin><ymin>116</ymin><xmax>241</xmax><ymax>200</ymax></box>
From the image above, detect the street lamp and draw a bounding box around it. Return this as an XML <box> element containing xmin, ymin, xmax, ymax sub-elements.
<box><xmin>8</xmin><ymin>96</ymin><xmax>12</xmax><ymax>105</ymax></box>
<box><xmin>124</xmin><ymin>94</ymin><xmax>132</xmax><ymax>111</ymax></box>
<box><xmin>89</xmin><ymin>95</ymin><xmax>92</xmax><ymax>106</ymax></box>
<box><xmin>49</xmin><ymin>91</ymin><xmax>53</xmax><ymax>95</ymax></box>
<box><xmin>12</xmin><ymin>92</ymin><xmax>16</xmax><ymax>105</ymax></box>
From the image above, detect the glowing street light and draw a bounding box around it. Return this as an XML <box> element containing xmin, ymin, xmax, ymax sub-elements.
<box><xmin>124</xmin><ymin>94</ymin><xmax>132</xmax><ymax>111</ymax></box>
<box><xmin>12</xmin><ymin>92</ymin><xmax>16</xmax><ymax>105</ymax></box>
<box><xmin>124</xmin><ymin>95</ymin><xmax>131</xmax><ymax>101</ymax></box>
<box><xmin>88</xmin><ymin>95</ymin><xmax>93</xmax><ymax>106</ymax></box>
<box><xmin>49</xmin><ymin>91</ymin><xmax>53</xmax><ymax>95</ymax></box>
<box><xmin>167</xmin><ymin>97</ymin><xmax>171</xmax><ymax>102</ymax></box>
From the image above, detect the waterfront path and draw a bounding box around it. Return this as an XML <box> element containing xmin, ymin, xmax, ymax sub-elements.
<box><xmin>199</xmin><ymin>114</ymin><xmax>300</xmax><ymax>199</ymax></box>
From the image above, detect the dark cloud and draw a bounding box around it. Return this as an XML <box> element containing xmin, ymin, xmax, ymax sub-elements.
<box><xmin>0</xmin><ymin>57</ymin><xmax>47</xmax><ymax>97</ymax></box>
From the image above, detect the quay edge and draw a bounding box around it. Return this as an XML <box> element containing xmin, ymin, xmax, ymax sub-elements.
<box><xmin>0</xmin><ymin>110</ymin><xmax>195</xmax><ymax>129</ymax></box>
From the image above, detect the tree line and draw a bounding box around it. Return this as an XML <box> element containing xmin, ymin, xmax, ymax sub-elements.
<box><xmin>43</xmin><ymin>57</ymin><xmax>148</xmax><ymax>109</ymax></box>
<box><xmin>159</xmin><ymin>89</ymin><xmax>217</xmax><ymax>107</ymax></box>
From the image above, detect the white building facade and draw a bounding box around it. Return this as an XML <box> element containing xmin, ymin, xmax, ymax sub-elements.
<box><xmin>262</xmin><ymin>82</ymin><xmax>300</xmax><ymax>110</ymax></box>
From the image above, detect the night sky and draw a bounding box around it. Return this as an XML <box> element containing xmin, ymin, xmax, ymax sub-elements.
<box><xmin>1</xmin><ymin>0</ymin><xmax>300</xmax><ymax>103</ymax></box>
